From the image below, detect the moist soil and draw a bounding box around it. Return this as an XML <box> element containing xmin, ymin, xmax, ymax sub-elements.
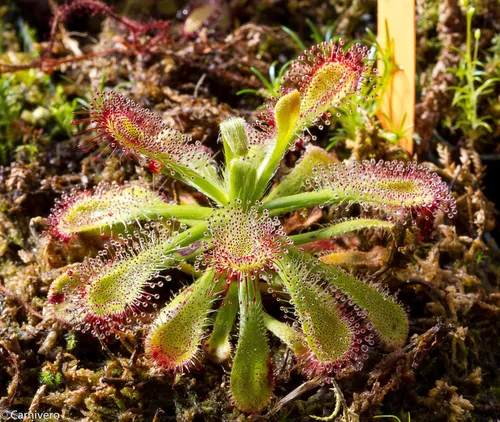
<box><xmin>0</xmin><ymin>1</ymin><xmax>499</xmax><ymax>421</ymax></box>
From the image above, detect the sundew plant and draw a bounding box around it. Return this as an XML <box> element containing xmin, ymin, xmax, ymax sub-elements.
<box><xmin>46</xmin><ymin>40</ymin><xmax>456</xmax><ymax>413</ymax></box>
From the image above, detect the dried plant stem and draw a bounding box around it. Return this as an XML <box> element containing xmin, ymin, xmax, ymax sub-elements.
<box><xmin>310</xmin><ymin>378</ymin><xmax>348</xmax><ymax>421</ymax></box>
<box><xmin>415</xmin><ymin>0</ymin><xmax>464</xmax><ymax>153</ymax></box>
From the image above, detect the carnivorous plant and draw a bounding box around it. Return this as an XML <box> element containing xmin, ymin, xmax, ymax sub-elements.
<box><xmin>45</xmin><ymin>40</ymin><xmax>456</xmax><ymax>413</ymax></box>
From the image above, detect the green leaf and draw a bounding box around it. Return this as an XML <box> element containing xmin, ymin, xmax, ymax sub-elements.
<box><xmin>263</xmin><ymin>312</ymin><xmax>308</xmax><ymax>357</ymax></box>
<box><xmin>62</xmin><ymin>223</ymin><xmax>206</xmax><ymax>337</ymax></box>
<box><xmin>290</xmin><ymin>218</ymin><xmax>394</xmax><ymax>245</ymax></box>
<box><xmin>255</xmin><ymin>90</ymin><xmax>301</xmax><ymax>197</ymax></box>
<box><xmin>306</xmin><ymin>18</ymin><xmax>323</xmax><ymax>45</ymax></box>
<box><xmin>305</xmin><ymin>160</ymin><xmax>456</xmax><ymax>218</ymax></box>
<box><xmin>266</xmin><ymin>145</ymin><xmax>337</xmax><ymax>200</ymax></box>
<box><xmin>230</xmin><ymin>279</ymin><xmax>273</xmax><ymax>412</ymax></box>
<box><xmin>146</xmin><ymin>270</ymin><xmax>221</xmax><ymax>372</ymax></box>
<box><xmin>162</xmin><ymin>161</ymin><xmax>228</xmax><ymax>205</ymax></box>
<box><xmin>47</xmin><ymin>264</ymin><xmax>83</xmax><ymax>323</ymax></box>
<box><xmin>81</xmin><ymin>92</ymin><xmax>228</xmax><ymax>205</ymax></box>
<box><xmin>275</xmin><ymin>255</ymin><xmax>365</xmax><ymax>375</ymax></box>
<box><xmin>227</xmin><ymin>157</ymin><xmax>258</xmax><ymax>203</ymax></box>
<box><xmin>281</xmin><ymin>25</ymin><xmax>307</xmax><ymax>51</ymax></box>
<box><xmin>236</xmin><ymin>88</ymin><xmax>260</xmax><ymax>96</ymax></box>
<box><xmin>320</xmin><ymin>262</ymin><xmax>409</xmax><ymax>348</ymax></box>
<box><xmin>205</xmin><ymin>281</ymin><xmax>238</xmax><ymax>363</ymax></box>
<box><xmin>220</xmin><ymin>117</ymin><xmax>248</xmax><ymax>164</ymax></box>
<box><xmin>48</xmin><ymin>183</ymin><xmax>213</xmax><ymax>239</ymax></box>
<box><xmin>250</xmin><ymin>66</ymin><xmax>274</xmax><ymax>92</ymax></box>
<box><xmin>263</xmin><ymin>190</ymin><xmax>334</xmax><ymax>216</ymax></box>
<box><xmin>276</xmin><ymin>60</ymin><xmax>292</xmax><ymax>84</ymax></box>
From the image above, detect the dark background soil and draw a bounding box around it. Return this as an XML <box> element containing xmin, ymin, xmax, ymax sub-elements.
<box><xmin>0</xmin><ymin>0</ymin><xmax>499</xmax><ymax>421</ymax></box>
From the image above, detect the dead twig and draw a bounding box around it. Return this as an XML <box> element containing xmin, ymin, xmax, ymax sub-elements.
<box><xmin>268</xmin><ymin>376</ymin><xmax>324</xmax><ymax>416</ymax></box>
<box><xmin>0</xmin><ymin>343</ymin><xmax>21</xmax><ymax>407</ymax></box>
<box><xmin>310</xmin><ymin>378</ymin><xmax>349</xmax><ymax>421</ymax></box>
<box><xmin>24</xmin><ymin>385</ymin><xmax>47</xmax><ymax>422</ymax></box>
<box><xmin>0</xmin><ymin>285</ymin><xmax>43</xmax><ymax>319</ymax></box>
<box><xmin>415</xmin><ymin>0</ymin><xmax>464</xmax><ymax>153</ymax></box>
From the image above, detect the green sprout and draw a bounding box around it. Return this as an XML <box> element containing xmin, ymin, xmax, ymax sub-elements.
<box><xmin>448</xmin><ymin>4</ymin><xmax>500</xmax><ymax>145</ymax></box>
<box><xmin>65</xmin><ymin>332</ymin><xmax>78</xmax><ymax>351</ymax></box>
<box><xmin>374</xmin><ymin>412</ymin><xmax>411</xmax><ymax>422</ymax></box>
<box><xmin>39</xmin><ymin>369</ymin><xmax>63</xmax><ymax>387</ymax></box>
<box><xmin>282</xmin><ymin>18</ymin><xmax>339</xmax><ymax>51</ymax></box>
<box><xmin>237</xmin><ymin>60</ymin><xmax>292</xmax><ymax>98</ymax></box>
<box><xmin>45</xmin><ymin>39</ymin><xmax>456</xmax><ymax>414</ymax></box>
